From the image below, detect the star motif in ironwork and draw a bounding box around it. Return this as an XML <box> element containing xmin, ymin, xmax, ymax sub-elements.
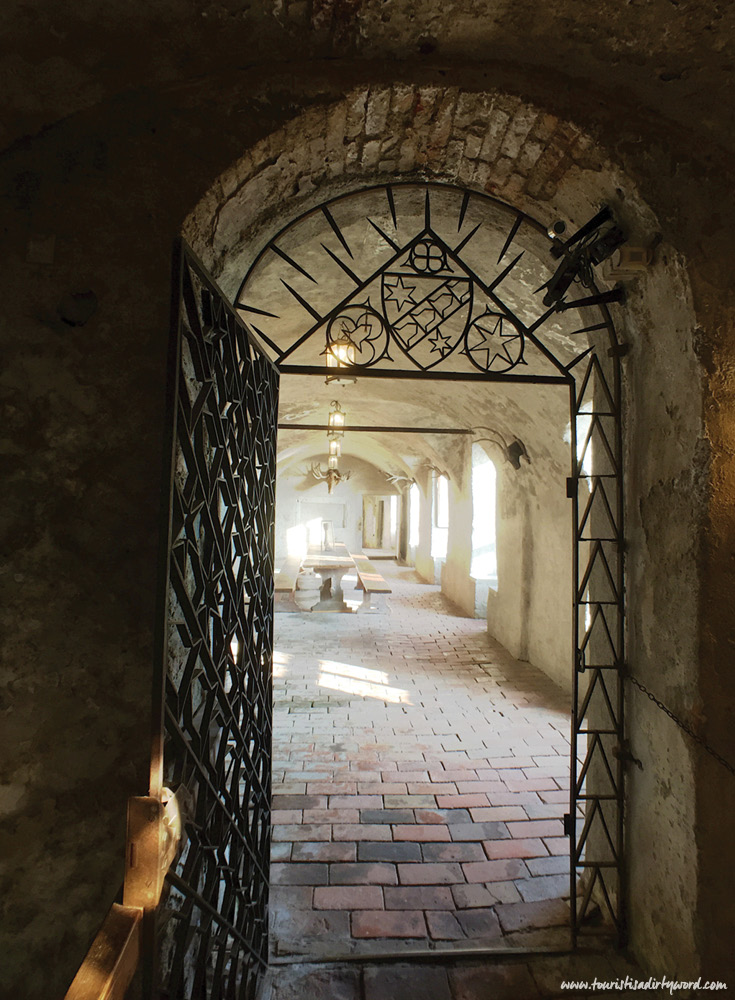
<box><xmin>428</xmin><ymin>330</ymin><xmax>454</xmax><ymax>356</ymax></box>
<box><xmin>473</xmin><ymin>310</ymin><xmax>503</xmax><ymax>340</ymax></box>
<box><xmin>469</xmin><ymin>310</ymin><xmax>523</xmax><ymax>370</ymax></box>
<box><xmin>383</xmin><ymin>275</ymin><xmax>417</xmax><ymax>310</ymax></box>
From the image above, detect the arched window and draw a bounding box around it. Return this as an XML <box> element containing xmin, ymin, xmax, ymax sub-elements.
<box><xmin>408</xmin><ymin>482</ymin><xmax>420</xmax><ymax>549</ymax></box>
<box><xmin>471</xmin><ymin>444</ymin><xmax>497</xmax><ymax>589</ymax></box>
<box><xmin>431</xmin><ymin>474</ymin><xmax>449</xmax><ymax>559</ymax></box>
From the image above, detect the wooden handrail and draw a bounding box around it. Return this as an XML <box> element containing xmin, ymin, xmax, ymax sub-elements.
<box><xmin>63</xmin><ymin>791</ymin><xmax>183</xmax><ymax>1000</ymax></box>
<box><xmin>64</xmin><ymin>905</ymin><xmax>142</xmax><ymax>1000</ymax></box>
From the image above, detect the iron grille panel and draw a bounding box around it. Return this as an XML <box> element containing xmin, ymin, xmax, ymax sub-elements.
<box><xmin>155</xmin><ymin>241</ymin><xmax>279</xmax><ymax>999</ymax></box>
<box><xmin>235</xmin><ymin>183</ymin><xmax>605</xmax><ymax>386</ymax></box>
<box><xmin>569</xmin><ymin>335</ymin><xmax>625</xmax><ymax>943</ymax></box>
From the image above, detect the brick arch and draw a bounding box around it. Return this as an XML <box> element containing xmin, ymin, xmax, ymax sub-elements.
<box><xmin>183</xmin><ymin>84</ymin><xmax>658</xmax><ymax>294</ymax></box>
<box><xmin>182</xmin><ymin>83</ymin><xmax>706</xmax><ymax>979</ymax></box>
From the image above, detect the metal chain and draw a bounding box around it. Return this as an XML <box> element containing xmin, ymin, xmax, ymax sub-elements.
<box><xmin>627</xmin><ymin>674</ymin><xmax>735</xmax><ymax>777</ymax></box>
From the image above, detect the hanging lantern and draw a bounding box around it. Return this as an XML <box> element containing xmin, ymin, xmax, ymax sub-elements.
<box><xmin>308</xmin><ymin>399</ymin><xmax>352</xmax><ymax>494</ymax></box>
<box><xmin>327</xmin><ymin>400</ymin><xmax>346</xmax><ymax>439</ymax></box>
<box><xmin>325</xmin><ymin>334</ymin><xmax>357</xmax><ymax>384</ymax></box>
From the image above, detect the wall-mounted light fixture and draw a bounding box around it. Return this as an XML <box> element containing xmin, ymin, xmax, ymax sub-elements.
<box><xmin>472</xmin><ymin>427</ymin><xmax>530</xmax><ymax>470</ymax></box>
<box><xmin>543</xmin><ymin>206</ymin><xmax>626</xmax><ymax>310</ymax></box>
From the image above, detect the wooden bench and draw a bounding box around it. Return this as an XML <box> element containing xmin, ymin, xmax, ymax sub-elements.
<box><xmin>349</xmin><ymin>551</ymin><xmax>391</xmax><ymax>612</ymax></box>
<box><xmin>274</xmin><ymin>555</ymin><xmax>302</xmax><ymax>610</ymax></box>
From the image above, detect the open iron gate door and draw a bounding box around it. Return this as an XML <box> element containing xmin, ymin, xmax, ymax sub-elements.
<box><xmin>233</xmin><ymin>182</ymin><xmax>627</xmax><ymax>948</ymax></box>
<box><xmin>150</xmin><ymin>240</ymin><xmax>279</xmax><ymax>999</ymax></box>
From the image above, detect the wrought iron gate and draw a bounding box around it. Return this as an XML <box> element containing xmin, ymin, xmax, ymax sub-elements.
<box><xmin>234</xmin><ymin>182</ymin><xmax>627</xmax><ymax>945</ymax></box>
<box><xmin>151</xmin><ymin>241</ymin><xmax>279</xmax><ymax>998</ymax></box>
<box><xmin>568</xmin><ymin>337</ymin><xmax>625</xmax><ymax>943</ymax></box>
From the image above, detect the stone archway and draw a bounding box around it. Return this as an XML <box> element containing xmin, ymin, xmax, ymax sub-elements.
<box><xmin>182</xmin><ymin>85</ymin><xmax>704</xmax><ymax>978</ymax></box>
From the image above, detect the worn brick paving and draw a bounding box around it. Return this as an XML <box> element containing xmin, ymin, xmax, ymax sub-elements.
<box><xmin>270</xmin><ymin>562</ymin><xmax>576</xmax><ymax>960</ymax></box>
<box><xmin>263</xmin><ymin>950</ymin><xmax>647</xmax><ymax>999</ymax></box>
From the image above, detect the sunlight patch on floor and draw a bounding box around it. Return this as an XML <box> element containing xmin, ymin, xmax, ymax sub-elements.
<box><xmin>273</xmin><ymin>649</ymin><xmax>292</xmax><ymax>678</ymax></box>
<box><xmin>317</xmin><ymin>658</ymin><xmax>412</xmax><ymax>704</ymax></box>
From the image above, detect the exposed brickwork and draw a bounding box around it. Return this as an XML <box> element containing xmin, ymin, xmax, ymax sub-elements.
<box><xmin>196</xmin><ymin>86</ymin><xmax>612</xmax><ymax>275</ymax></box>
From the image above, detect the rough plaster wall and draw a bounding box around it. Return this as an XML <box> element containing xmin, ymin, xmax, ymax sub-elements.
<box><xmin>438</xmin><ymin>439</ymin><xmax>571</xmax><ymax>672</ymax></box>
<box><xmin>526</xmin><ymin>481</ymin><xmax>572</xmax><ymax>691</ymax></box>
<box><xmin>486</xmin><ymin>454</ymin><xmax>572</xmax><ymax>692</ymax></box>
<box><xmin>0</xmin><ymin>123</ymin><xmax>173</xmax><ymax>996</ymax></box>
<box><xmin>0</xmin><ymin>72</ymin><xmax>321</xmax><ymax>1000</ymax></box>
<box><xmin>3</xmin><ymin>0</ymin><xmax>735</xmax><ymax>162</ymax></box>
<box><xmin>694</xmin><ymin>275</ymin><xmax>735</xmax><ymax>981</ymax></box>
<box><xmin>487</xmin><ymin>479</ymin><xmax>526</xmax><ymax>660</ymax></box>
<box><xmin>0</xmin><ymin>41</ymin><xmax>732</xmax><ymax>995</ymax></box>
<box><xmin>622</xmin><ymin>255</ymin><xmax>704</xmax><ymax>976</ymax></box>
<box><xmin>414</xmin><ymin>473</ymin><xmax>436</xmax><ymax>585</ymax></box>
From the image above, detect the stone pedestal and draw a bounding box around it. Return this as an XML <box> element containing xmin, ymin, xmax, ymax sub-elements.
<box><xmin>293</xmin><ymin>569</ymin><xmax>321</xmax><ymax>611</ymax></box>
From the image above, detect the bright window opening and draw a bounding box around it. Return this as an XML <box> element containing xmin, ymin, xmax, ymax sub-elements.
<box><xmin>408</xmin><ymin>483</ymin><xmax>420</xmax><ymax>549</ymax></box>
<box><xmin>577</xmin><ymin>405</ymin><xmax>594</xmax><ymax>479</ymax></box>
<box><xmin>389</xmin><ymin>494</ymin><xmax>398</xmax><ymax>537</ymax></box>
<box><xmin>431</xmin><ymin>474</ymin><xmax>449</xmax><ymax>559</ymax></box>
<box><xmin>564</xmin><ymin>403</ymin><xmax>594</xmax><ymax>482</ymax></box>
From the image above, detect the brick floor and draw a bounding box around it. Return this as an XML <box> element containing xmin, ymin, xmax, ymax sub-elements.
<box><xmin>270</xmin><ymin>562</ymin><xmax>574</xmax><ymax>959</ymax></box>
<box><xmin>263</xmin><ymin>949</ymin><xmax>646</xmax><ymax>999</ymax></box>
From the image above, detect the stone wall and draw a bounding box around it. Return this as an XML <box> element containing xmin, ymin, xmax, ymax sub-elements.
<box><xmin>186</xmin><ymin>84</ymin><xmax>616</xmax><ymax>292</ymax></box>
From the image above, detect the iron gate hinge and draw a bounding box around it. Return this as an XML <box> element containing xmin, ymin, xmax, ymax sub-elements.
<box><xmin>563</xmin><ymin>812</ymin><xmax>574</xmax><ymax>837</ymax></box>
<box><xmin>566</xmin><ymin>477</ymin><xmax>576</xmax><ymax>498</ymax></box>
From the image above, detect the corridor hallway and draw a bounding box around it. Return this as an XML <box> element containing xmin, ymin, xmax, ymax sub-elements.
<box><xmin>270</xmin><ymin>561</ymin><xmax>575</xmax><ymax>960</ymax></box>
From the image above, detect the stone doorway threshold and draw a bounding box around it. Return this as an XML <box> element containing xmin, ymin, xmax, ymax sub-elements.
<box><xmin>261</xmin><ymin>944</ymin><xmax>643</xmax><ymax>999</ymax></box>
